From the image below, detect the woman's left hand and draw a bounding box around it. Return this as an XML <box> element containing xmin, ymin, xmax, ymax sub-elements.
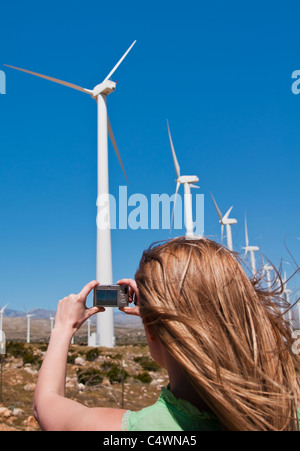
<box><xmin>54</xmin><ymin>280</ymin><xmax>104</xmax><ymax>335</ymax></box>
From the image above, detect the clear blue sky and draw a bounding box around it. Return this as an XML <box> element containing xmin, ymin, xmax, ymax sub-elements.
<box><xmin>0</xmin><ymin>0</ymin><xmax>299</xmax><ymax>312</ymax></box>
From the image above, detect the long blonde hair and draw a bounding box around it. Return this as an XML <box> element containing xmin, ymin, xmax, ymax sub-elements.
<box><xmin>135</xmin><ymin>237</ymin><xmax>300</xmax><ymax>431</ymax></box>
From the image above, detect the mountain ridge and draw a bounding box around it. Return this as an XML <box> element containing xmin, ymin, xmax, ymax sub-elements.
<box><xmin>2</xmin><ymin>307</ymin><xmax>143</xmax><ymax>327</ymax></box>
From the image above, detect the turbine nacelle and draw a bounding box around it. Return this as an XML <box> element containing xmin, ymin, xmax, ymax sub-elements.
<box><xmin>243</xmin><ymin>245</ymin><xmax>260</xmax><ymax>253</ymax></box>
<box><xmin>176</xmin><ymin>175</ymin><xmax>199</xmax><ymax>185</ymax></box>
<box><xmin>219</xmin><ymin>217</ymin><xmax>237</xmax><ymax>226</ymax></box>
<box><xmin>92</xmin><ymin>80</ymin><xmax>116</xmax><ymax>98</ymax></box>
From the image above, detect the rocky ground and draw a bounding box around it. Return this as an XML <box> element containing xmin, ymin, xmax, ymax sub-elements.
<box><xmin>0</xmin><ymin>341</ymin><xmax>169</xmax><ymax>431</ymax></box>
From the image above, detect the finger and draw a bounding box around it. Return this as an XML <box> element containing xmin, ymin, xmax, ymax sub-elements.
<box><xmin>86</xmin><ymin>306</ymin><xmax>105</xmax><ymax>319</ymax></box>
<box><xmin>119</xmin><ymin>305</ymin><xmax>140</xmax><ymax>317</ymax></box>
<box><xmin>79</xmin><ymin>280</ymin><xmax>99</xmax><ymax>300</ymax></box>
<box><xmin>117</xmin><ymin>279</ymin><xmax>138</xmax><ymax>291</ymax></box>
<box><xmin>117</xmin><ymin>279</ymin><xmax>139</xmax><ymax>301</ymax></box>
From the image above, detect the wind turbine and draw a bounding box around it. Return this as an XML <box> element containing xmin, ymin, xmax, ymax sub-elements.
<box><xmin>261</xmin><ymin>255</ymin><xmax>274</xmax><ymax>290</ymax></box>
<box><xmin>210</xmin><ymin>193</ymin><xmax>237</xmax><ymax>251</ymax></box>
<box><xmin>50</xmin><ymin>315</ymin><xmax>55</xmax><ymax>332</ymax></box>
<box><xmin>167</xmin><ymin>120</ymin><xmax>200</xmax><ymax>238</ymax></box>
<box><xmin>5</xmin><ymin>41</ymin><xmax>136</xmax><ymax>348</ymax></box>
<box><xmin>263</xmin><ymin>264</ymin><xmax>274</xmax><ymax>290</ymax></box>
<box><xmin>0</xmin><ymin>304</ymin><xmax>8</xmax><ymax>331</ymax></box>
<box><xmin>26</xmin><ymin>313</ymin><xmax>35</xmax><ymax>344</ymax></box>
<box><xmin>243</xmin><ymin>214</ymin><xmax>259</xmax><ymax>276</ymax></box>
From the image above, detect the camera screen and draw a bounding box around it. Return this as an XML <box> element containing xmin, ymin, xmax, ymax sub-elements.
<box><xmin>96</xmin><ymin>289</ymin><xmax>118</xmax><ymax>306</ymax></box>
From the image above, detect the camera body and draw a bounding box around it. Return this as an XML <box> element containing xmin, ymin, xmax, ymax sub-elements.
<box><xmin>93</xmin><ymin>284</ymin><xmax>129</xmax><ymax>308</ymax></box>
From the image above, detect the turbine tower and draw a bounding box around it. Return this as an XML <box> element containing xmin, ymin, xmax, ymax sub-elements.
<box><xmin>0</xmin><ymin>304</ymin><xmax>8</xmax><ymax>331</ymax></box>
<box><xmin>26</xmin><ymin>313</ymin><xmax>34</xmax><ymax>344</ymax></box>
<box><xmin>5</xmin><ymin>41</ymin><xmax>136</xmax><ymax>347</ymax></box>
<box><xmin>210</xmin><ymin>193</ymin><xmax>237</xmax><ymax>251</ymax></box>
<box><xmin>87</xmin><ymin>318</ymin><xmax>91</xmax><ymax>342</ymax></box>
<box><xmin>243</xmin><ymin>214</ymin><xmax>259</xmax><ymax>276</ymax></box>
<box><xmin>167</xmin><ymin>120</ymin><xmax>199</xmax><ymax>238</ymax></box>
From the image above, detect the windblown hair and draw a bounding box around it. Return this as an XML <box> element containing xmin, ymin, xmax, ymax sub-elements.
<box><xmin>135</xmin><ymin>237</ymin><xmax>300</xmax><ymax>431</ymax></box>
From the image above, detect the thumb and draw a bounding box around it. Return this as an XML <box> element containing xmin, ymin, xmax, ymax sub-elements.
<box><xmin>86</xmin><ymin>306</ymin><xmax>105</xmax><ymax>319</ymax></box>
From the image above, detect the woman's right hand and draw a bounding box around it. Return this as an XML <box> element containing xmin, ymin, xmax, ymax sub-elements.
<box><xmin>117</xmin><ymin>278</ymin><xmax>140</xmax><ymax>317</ymax></box>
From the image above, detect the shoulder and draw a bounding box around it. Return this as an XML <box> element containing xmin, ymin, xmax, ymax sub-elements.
<box><xmin>79</xmin><ymin>406</ymin><xmax>128</xmax><ymax>431</ymax></box>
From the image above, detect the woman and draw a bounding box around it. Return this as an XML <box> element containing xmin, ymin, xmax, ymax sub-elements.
<box><xmin>33</xmin><ymin>237</ymin><xmax>300</xmax><ymax>431</ymax></box>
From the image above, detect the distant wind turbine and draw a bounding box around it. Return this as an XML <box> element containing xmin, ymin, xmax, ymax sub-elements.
<box><xmin>264</xmin><ymin>264</ymin><xmax>274</xmax><ymax>289</ymax></box>
<box><xmin>50</xmin><ymin>315</ymin><xmax>55</xmax><ymax>332</ymax></box>
<box><xmin>210</xmin><ymin>193</ymin><xmax>237</xmax><ymax>251</ymax></box>
<box><xmin>261</xmin><ymin>255</ymin><xmax>274</xmax><ymax>290</ymax></box>
<box><xmin>26</xmin><ymin>313</ymin><xmax>35</xmax><ymax>344</ymax></box>
<box><xmin>243</xmin><ymin>214</ymin><xmax>259</xmax><ymax>276</ymax></box>
<box><xmin>167</xmin><ymin>120</ymin><xmax>200</xmax><ymax>238</ymax></box>
<box><xmin>0</xmin><ymin>304</ymin><xmax>8</xmax><ymax>331</ymax></box>
<box><xmin>5</xmin><ymin>40</ymin><xmax>136</xmax><ymax>348</ymax></box>
<box><xmin>87</xmin><ymin>318</ymin><xmax>91</xmax><ymax>342</ymax></box>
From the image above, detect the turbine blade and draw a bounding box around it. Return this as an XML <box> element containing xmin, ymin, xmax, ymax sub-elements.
<box><xmin>170</xmin><ymin>182</ymin><xmax>180</xmax><ymax>231</ymax></box>
<box><xmin>103</xmin><ymin>40</ymin><xmax>137</xmax><ymax>82</ymax></box>
<box><xmin>107</xmin><ymin>116</ymin><xmax>129</xmax><ymax>184</ymax></box>
<box><xmin>221</xmin><ymin>224</ymin><xmax>224</xmax><ymax>244</ymax></box>
<box><xmin>4</xmin><ymin>64</ymin><xmax>92</xmax><ymax>94</ymax></box>
<box><xmin>210</xmin><ymin>192</ymin><xmax>223</xmax><ymax>221</ymax></box>
<box><xmin>223</xmin><ymin>206</ymin><xmax>233</xmax><ymax>221</ymax></box>
<box><xmin>190</xmin><ymin>184</ymin><xmax>200</xmax><ymax>189</ymax></box>
<box><xmin>167</xmin><ymin>120</ymin><xmax>180</xmax><ymax>178</ymax></box>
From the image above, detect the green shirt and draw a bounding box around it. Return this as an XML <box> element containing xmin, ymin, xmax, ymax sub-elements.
<box><xmin>122</xmin><ymin>386</ymin><xmax>222</xmax><ymax>431</ymax></box>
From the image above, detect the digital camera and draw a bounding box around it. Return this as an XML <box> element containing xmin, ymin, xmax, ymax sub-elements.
<box><xmin>93</xmin><ymin>284</ymin><xmax>129</xmax><ymax>308</ymax></box>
